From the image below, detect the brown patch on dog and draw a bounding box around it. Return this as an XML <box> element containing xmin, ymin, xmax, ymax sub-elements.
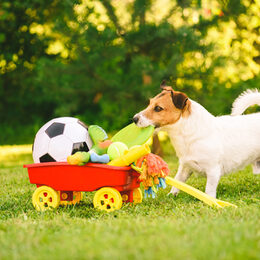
<box><xmin>157</xmin><ymin>92</ymin><xmax>166</xmax><ymax>98</ymax></box>
<box><xmin>160</xmin><ymin>86</ymin><xmax>173</xmax><ymax>92</ymax></box>
<box><xmin>142</xmin><ymin>87</ymin><xmax>191</xmax><ymax>127</ymax></box>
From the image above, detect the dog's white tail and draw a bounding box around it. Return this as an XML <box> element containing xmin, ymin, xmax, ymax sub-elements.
<box><xmin>231</xmin><ymin>89</ymin><xmax>260</xmax><ymax>116</ymax></box>
<box><xmin>232</xmin><ymin>89</ymin><xmax>260</xmax><ymax>175</ymax></box>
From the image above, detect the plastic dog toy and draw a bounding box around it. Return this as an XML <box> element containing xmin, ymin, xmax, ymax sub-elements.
<box><xmin>111</xmin><ymin>123</ymin><xmax>154</xmax><ymax>148</ymax></box>
<box><xmin>165</xmin><ymin>177</ymin><xmax>237</xmax><ymax>208</ymax></box>
<box><xmin>108</xmin><ymin>144</ymin><xmax>151</xmax><ymax>167</ymax></box>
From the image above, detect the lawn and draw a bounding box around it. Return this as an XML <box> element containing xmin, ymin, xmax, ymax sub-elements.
<box><xmin>0</xmin><ymin>144</ymin><xmax>259</xmax><ymax>260</ymax></box>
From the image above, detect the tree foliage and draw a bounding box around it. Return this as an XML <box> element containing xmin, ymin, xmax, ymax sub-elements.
<box><xmin>0</xmin><ymin>0</ymin><xmax>259</xmax><ymax>144</ymax></box>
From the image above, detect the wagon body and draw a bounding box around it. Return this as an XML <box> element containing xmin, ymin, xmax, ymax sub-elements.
<box><xmin>24</xmin><ymin>162</ymin><xmax>140</xmax><ymax>192</ymax></box>
<box><xmin>24</xmin><ymin>162</ymin><xmax>142</xmax><ymax>211</ymax></box>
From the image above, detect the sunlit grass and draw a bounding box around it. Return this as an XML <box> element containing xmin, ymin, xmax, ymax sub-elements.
<box><xmin>0</xmin><ymin>145</ymin><xmax>32</xmax><ymax>156</ymax></box>
<box><xmin>0</xmin><ymin>144</ymin><xmax>259</xmax><ymax>259</ymax></box>
<box><xmin>0</xmin><ymin>145</ymin><xmax>33</xmax><ymax>167</ymax></box>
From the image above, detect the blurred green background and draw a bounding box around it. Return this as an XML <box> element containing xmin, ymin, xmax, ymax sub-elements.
<box><xmin>0</xmin><ymin>0</ymin><xmax>259</xmax><ymax>144</ymax></box>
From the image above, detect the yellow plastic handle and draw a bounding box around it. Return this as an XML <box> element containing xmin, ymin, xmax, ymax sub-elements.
<box><xmin>165</xmin><ymin>176</ymin><xmax>237</xmax><ymax>208</ymax></box>
<box><xmin>108</xmin><ymin>144</ymin><xmax>150</xmax><ymax>167</ymax></box>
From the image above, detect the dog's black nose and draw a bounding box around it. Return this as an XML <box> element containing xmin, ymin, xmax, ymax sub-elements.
<box><xmin>133</xmin><ymin>116</ymin><xmax>139</xmax><ymax>124</ymax></box>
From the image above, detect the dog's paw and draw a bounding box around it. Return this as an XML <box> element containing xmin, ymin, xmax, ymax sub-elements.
<box><xmin>168</xmin><ymin>187</ymin><xmax>179</xmax><ymax>197</ymax></box>
<box><xmin>253</xmin><ymin>161</ymin><xmax>260</xmax><ymax>174</ymax></box>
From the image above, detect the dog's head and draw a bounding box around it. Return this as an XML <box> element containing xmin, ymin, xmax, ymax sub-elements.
<box><xmin>133</xmin><ymin>82</ymin><xmax>191</xmax><ymax>128</ymax></box>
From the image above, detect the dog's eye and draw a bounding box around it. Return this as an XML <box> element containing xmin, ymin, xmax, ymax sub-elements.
<box><xmin>154</xmin><ymin>106</ymin><xmax>163</xmax><ymax>112</ymax></box>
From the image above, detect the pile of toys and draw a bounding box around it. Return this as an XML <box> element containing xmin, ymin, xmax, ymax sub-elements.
<box><xmin>27</xmin><ymin>117</ymin><xmax>238</xmax><ymax>211</ymax></box>
<box><xmin>68</xmin><ymin>125</ymin><xmax>129</xmax><ymax>165</ymax></box>
<box><xmin>27</xmin><ymin>119</ymin><xmax>237</xmax><ymax>211</ymax></box>
<box><xmin>67</xmin><ymin>124</ymin><xmax>169</xmax><ymax>197</ymax></box>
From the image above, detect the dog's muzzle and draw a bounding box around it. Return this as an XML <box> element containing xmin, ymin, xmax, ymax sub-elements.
<box><xmin>133</xmin><ymin>113</ymin><xmax>156</xmax><ymax>128</ymax></box>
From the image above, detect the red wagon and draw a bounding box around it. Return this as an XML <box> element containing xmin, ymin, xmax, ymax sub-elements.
<box><xmin>24</xmin><ymin>162</ymin><xmax>142</xmax><ymax>212</ymax></box>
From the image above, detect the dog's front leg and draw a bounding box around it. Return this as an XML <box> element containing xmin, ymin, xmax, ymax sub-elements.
<box><xmin>205</xmin><ymin>167</ymin><xmax>221</xmax><ymax>198</ymax></box>
<box><xmin>169</xmin><ymin>164</ymin><xmax>192</xmax><ymax>196</ymax></box>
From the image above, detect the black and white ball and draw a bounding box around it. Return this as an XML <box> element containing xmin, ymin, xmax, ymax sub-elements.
<box><xmin>32</xmin><ymin>117</ymin><xmax>93</xmax><ymax>163</ymax></box>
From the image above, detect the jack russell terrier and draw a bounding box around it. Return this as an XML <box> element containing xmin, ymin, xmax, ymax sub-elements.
<box><xmin>133</xmin><ymin>82</ymin><xmax>260</xmax><ymax>198</ymax></box>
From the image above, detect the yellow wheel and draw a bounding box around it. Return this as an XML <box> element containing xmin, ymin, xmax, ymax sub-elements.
<box><xmin>32</xmin><ymin>186</ymin><xmax>60</xmax><ymax>211</ymax></box>
<box><xmin>93</xmin><ymin>188</ymin><xmax>122</xmax><ymax>212</ymax></box>
<box><xmin>59</xmin><ymin>191</ymin><xmax>83</xmax><ymax>206</ymax></box>
<box><xmin>133</xmin><ymin>188</ymin><xmax>143</xmax><ymax>204</ymax></box>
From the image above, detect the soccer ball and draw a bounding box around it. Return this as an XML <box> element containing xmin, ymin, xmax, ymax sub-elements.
<box><xmin>32</xmin><ymin>117</ymin><xmax>93</xmax><ymax>163</ymax></box>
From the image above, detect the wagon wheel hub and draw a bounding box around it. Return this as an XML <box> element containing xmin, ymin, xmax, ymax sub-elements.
<box><xmin>32</xmin><ymin>186</ymin><xmax>60</xmax><ymax>211</ymax></box>
<box><xmin>93</xmin><ymin>187</ymin><xmax>122</xmax><ymax>212</ymax></box>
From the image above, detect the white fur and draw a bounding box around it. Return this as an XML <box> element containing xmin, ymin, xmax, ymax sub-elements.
<box><xmin>135</xmin><ymin>89</ymin><xmax>260</xmax><ymax>198</ymax></box>
<box><xmin>232</xmin><ymin>89</ymin><xmax>260</xmax><ymax>115</ymax></box>
<box><xmin>134</xmin><ymin>113</ymin><xmax>154</xmax><ymax>128</ymax></box>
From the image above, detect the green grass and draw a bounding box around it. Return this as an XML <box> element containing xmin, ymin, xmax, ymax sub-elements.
<box><xmin>0</xmin><ymin>145</ymin><xmax>259</xmax><ymax>260</ymax></box>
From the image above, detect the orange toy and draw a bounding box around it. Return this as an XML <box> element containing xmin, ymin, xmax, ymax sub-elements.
<box><xmin>133</xmin><ymin>153</ymin><xmax>170</xmax><ymax>197</ymax></box>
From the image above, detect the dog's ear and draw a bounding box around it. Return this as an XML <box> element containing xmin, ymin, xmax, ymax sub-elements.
<box><xmin>160</xmin><ymin>81</ymin><xmax>188</xmax><ymax>109</ymax></box>
<box><xmin>160</xmin><ymin>80</ymin><xmax>167</xmax><ymax>88</ymax></box>
<box><xmin>171</xmin><ymin>92</ymin><xmax>188</xmax><ymax>109</ymax></box>
<box><xmin>160</xmin><ymin>81</ymin><xmax>173</xmax><ymax>92</ymax></box>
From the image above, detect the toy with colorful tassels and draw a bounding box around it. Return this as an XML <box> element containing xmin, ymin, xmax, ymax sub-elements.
<box><xmin>131</xmin><ymin>153</ymin><xmax>169</xmax><ymax>198</ymax></box>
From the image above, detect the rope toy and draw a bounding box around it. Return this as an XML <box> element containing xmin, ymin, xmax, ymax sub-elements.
<box><xmin>133</xmin><ymin>153</ymin><xmax>170</xmax><ymax>198</ymax></box>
